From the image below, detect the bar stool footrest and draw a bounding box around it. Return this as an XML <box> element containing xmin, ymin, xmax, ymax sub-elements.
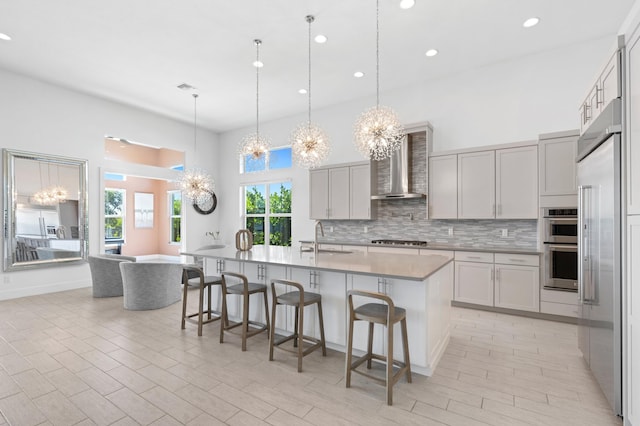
<box><xmin>222</xmin><ymin>320</ymin><xmax>268</xmax><ymax>338</ymax></box>
<box><xmin>350</xmin><ymin>353</ymin><xmax>409</xmax><ymax>386</ymax></box>
<box><xmin>273</xmin><ymin>334</ymin><xmax>324</xmax><ymax>357</ymax></box>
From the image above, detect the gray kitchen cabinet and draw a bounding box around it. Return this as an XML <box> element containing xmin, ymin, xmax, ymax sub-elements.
<box><xmin>539</xmin><ymin>131</ymin><xmax>578</xmax><ymax>198</ymax></box>
<box><xmin>454</xmin><ymin>251</ymin><xmax>494</xmax><ymax>306</ymax></box>
<box><xmin>428</xmin><ymin>154</ymin><xmax>457</xmax><ymax>219</ymax></box>
<box><xmin>628</xmin><ymin>30</ymin><xmax>640</xmax><ymax>215</ymax></box>
<box><xmin>579</xmin><ymin>49</ymin><xmax>622</xmax><ymax>135</ymax></box>
<box><xmin>626</xmin><ymin>215</ymin><xmax>640</xmax><ymax>424</ymax></box>
<box><xmin>457</xmin><ymin>151</ymin><xmax>495</xmax><ymax>219</ymax></box>
<box><xmin>309</xmin><ymin>162</ymin><xmax>372</xmax><ymax>220</ymax></box>
<box><xmin>494</xmin><ymin>253</ymin><xmax>540</xmax><ymax>312</ymax></box>
<box><xmin>349</xmin><ymin>163</ymin><xmax>374</xmax><ymax>219</ymax></box>
<box><xmin>495</xmin><ymin>145</ymin><xmax>538</xmax><ymax>219</ymax></box>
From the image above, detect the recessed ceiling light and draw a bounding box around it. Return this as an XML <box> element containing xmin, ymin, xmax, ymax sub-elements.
<box><xmin>400</xmin><ymin>0</ymin><xmax>415</xmax><ymax>9</ymax></box>
<box><xmin>298</xmin><ymin>89</ymin><xmax>307</xmax><ymax>94</ymax></box>
<box><xmin>425</xmin><ymin>49</ymin><xmax>438</xmax><ymax>57</ymax></box>
<box><xmin>0</xmin><ymin>33</ymin><xmax>12</xmax><ymax>41</ymax></box>
<box><xmin>253</xmin><ymin>60</ymin><xmax>264</xmax><ymax>68</ymax></box>
<box><xmin>354</xmin><ymin>71</ymin><xmax>365</xmax><ymax>78</ymax></box>
<box><xmin>314</xmin><ymin>35</ymin><xmax>327</xmax><ymax>44</ymax></box>
<box><xmin>523</xmin><ymin>17</ymin><xmax>540</xmax><ymax>28</ymax></box>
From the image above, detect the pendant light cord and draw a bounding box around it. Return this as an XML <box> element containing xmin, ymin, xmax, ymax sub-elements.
<box><xmin>306</xmin><ymin>15</ymin><xmax>314</xmax><ymax>128</ymax></box>
<box><xmin>376</xmin><ymin>0</ymin><xmax>380</xmax><ymax>108</ymax></box>
<box><xmin>255</xmin><ymin>39</ymin><xmax>262</xmax><ymax>139</ymax></box>
<box><xmin>192</xmin><ymin>93</ymin><xmax>198</xmax><ymax>152</ymax></box>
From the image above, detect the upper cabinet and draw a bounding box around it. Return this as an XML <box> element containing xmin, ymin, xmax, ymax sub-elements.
<box><xmin>428</xmin><ymin>154</ymin><xmax>457</xmax><ymax>219</ymax></box>
<box><xmin>458</xmin><ymin>151</ymin><xmax>495</xmax><ymax>219</ymax></box>
<box><xmin>309</xmin><ymin>162</ymin><xmax>374</xmax><ymax>220</ymax></box>
<box><xmin>430</xmin><ymin>141</ymin><xmax>538</xmax><ymax>220</ymax></box>
<box><xmin>538</xmin><ymin>130</ymin><xmax>579</xmax><ymax>208</ymax></box>
<box><xmin>579</xmin><ymin>50</ymin><xmax>622</xmax><ymax>135</ymax></box>
<box><xmin>495</xmin><ymin>145</ymin><xmax>538</xmax><ymax>219</ymax></box>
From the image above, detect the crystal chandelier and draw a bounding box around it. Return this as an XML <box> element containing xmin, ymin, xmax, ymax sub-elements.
<box><xmin>239</xmin><ymin>39</ymin><xmax>271</xmax><ymax>170</ymax></box>
<box><xmin>290</xmin><ymin>15</ymin><xmax>330</xmax><ymax>169</ymax></box>
<box><xmin>33</xmin><ymin>163</ymin><xmax>68</xmax><ymax>205</ymax></box>
<box><xmin>179</xmin><ymin>93</ymin><xmax>214</xmax><ymax>204</ymax></box>
<box><xmin>353</xmin><ymin>0</ymin><xmax>404</xmax><ymax>161</ymax></box>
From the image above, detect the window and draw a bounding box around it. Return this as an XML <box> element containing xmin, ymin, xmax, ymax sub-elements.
<box><xmin>244</xmin><ymin>181</ymin><xmax>291</xmax><ymax>246</ymax></box>
<box><xmin>243</xmin><ymin>147</ymin><xmax>292</xmax><ymax>173</ymax></box>
<box><xmin>168</xmin><ymin>190</ymin><xmax>182</xmax><ymax>243</ymax></box>
<box><xmin>105</xmin><ymin>188</ymin><xmax>125</xmax><ymax>239</ymax></box>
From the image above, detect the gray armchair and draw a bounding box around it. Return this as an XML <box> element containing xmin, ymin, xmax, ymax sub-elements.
<box><xmin>119</xmin><ymin>262</ymin><xmax>183</xmax><ymax>310</ymax></box>
<box><xmin>88</xmin><ymin>254</ymin><xmax>137</xmax><ymax>298</ymax></box>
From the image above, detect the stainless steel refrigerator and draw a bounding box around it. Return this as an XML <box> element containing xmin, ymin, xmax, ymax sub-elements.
<box><xmin>577</xmin><ymin>97</ymin><xmax>622</xmax><ymax>416</ymax></box>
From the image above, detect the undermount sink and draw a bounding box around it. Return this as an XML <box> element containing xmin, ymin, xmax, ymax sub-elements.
<box><xmin>196</xmin><ymin>244</ymin><xmax>225</xmax><ymax>250</ymax></box>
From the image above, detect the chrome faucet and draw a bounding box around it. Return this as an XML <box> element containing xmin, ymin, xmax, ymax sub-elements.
<box><xmin>314</xmin><ymin>220</ymin><xmax>325</xmax><ymax>257</ymax></box>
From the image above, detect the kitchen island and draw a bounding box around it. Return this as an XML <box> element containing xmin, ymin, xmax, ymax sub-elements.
<box><xmin>181</xmin><ymin>245</ymin><xmax>453</xmax><ymax>376</ymax></box>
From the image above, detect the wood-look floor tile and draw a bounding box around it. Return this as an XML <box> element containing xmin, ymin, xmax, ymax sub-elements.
<box><xmin>148</xmin><ymin>415</ymin><xmax>184</xmax><ymax>426</ymax></box>
<box><xmin>210</xmin><ymin>382</ymin><xmax>277</xmax><ymax>420</ymax></box>
<box><xmin>33</xmin><ymin>390</ymin><xmax>87</xmax><ymax>426</ymax></box>
<box><xmin>447</xmin><ymin>400</ymin><xmax>531</xmax><ymax>426</ymax></box>
<box><xmin>166</xmin><ymin>363</ymin><xmax>220</xmax><ymax>392</ymax></box>
<box><xmin>0</xmin><ymin>392</ymin><xmax>47</xmax><ymax>426</ymax></box>
<box><xmin>107</xmin><ymin>387</ymin><xmax>165</xmax><ymax>425</ymax></box>
<box><xmin>76</xmin><ymin>366</ymin><xmax>124</xmax><ymax>395</ymax></box>
<box><xmin>12</xmin><ymin>368</ymin><xmax>56</xmax><ymax>398</ymax></box>
<box><xmin>107</xmin><ymin>348</ymin><xmax>150</xmax><ymax>370</ymax></box>
<box><xmin>175</xmin><ymin>384</ymin><xmax>239</xmax><ymax>422</ymax></box>
<box><xmin>70</xmin><ymin>388</ymin><xmax>126</xmax><ymax>426</ymax></box>
<box><xmin>186</xmin><ymin>412</ymin><xmax>227</xmax><ymax>426</ymax></box>
<box><xmin>51</xmin><ymin>350</ymin><xmax>92</xmax><ymax>373</ymax></box>
<box><xmin>138</xmin><ymin>364</ymin><xmax>189</xmax><ymax>392</ymax></box>
<box><xmin>225</xmin><ymin>410</ymin><xmax>269</xmax><ymax>426</ymax></box>
<box><xmin>412</xmin><ymin>400</ymin><xmax>490</xmax><ymax>426</ymax></box>
<box><xmin>141</xmin><ymin>386</ymin><xmax>203</xmax><ymax>424</ymax></box>
<box><xmin>0</xmin><ymin>369</ymin><xmax>21</xmax><ymax>399</ymax></box>
<box><xmin>79</xmin><ymin>349</ymin><xmax>121</xmax><ymax>372</ymax></box>
<box><xmin>265</xmin><ymin>408</ymin><xmax>314</xmax><ymax>425</ymax></box>
<box><xmin>82</xmin><ymin>336</ymin><xmax>120</xmax><ymax>354</ymax></box>
<box><xmin>107</xmin><ymin>365</ymin><xmax>156</xmax><ymax>394</ymax></box>
<box><xmin>109</xmin><ymin>417</ymin><xmax>140</xmax><ymax>426</ymax></box>
<box><xmin>243</xmin><ymin>381</ymin><xmax>314</xmax><ymax>419</ymax></box>
<box><xmin>24</xmin><ymin>352</ymin><xmax>63</xmax><ymax>374</ymax></box>
<box><xmin>0</xmin><ymin>352</ymin><xmax>33</xmax><ymax>375</ymax></box>
<box><xmin>44</xmin><ymin>367</ymin><xmax>90</xmax><ymax>397</ymax></box>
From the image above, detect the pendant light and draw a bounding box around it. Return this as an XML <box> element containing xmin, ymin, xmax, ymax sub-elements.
<box><xmin>353</xmin><ymin>0</ymin><xmax>404</xmax><ymax>161</ymax></box>
<box><xmin>239</xmin><ymin>39</ymin><xmax>271</xmax><ymax>170</ymax></box>
<box><xmin>179</xmin><ymin>93</ymin><xmax>214</xmax><ymax>204</ymax></box>
<box><xmin>290</xmin><ymin>15</ymin><xmax>330</xmax><ymax>169</ymax></box>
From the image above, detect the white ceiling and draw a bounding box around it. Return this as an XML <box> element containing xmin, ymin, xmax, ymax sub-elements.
<box><xmin>0</xmin><ymin>0</ymin><xmax>635</xmax><ymax>133</ymax></box>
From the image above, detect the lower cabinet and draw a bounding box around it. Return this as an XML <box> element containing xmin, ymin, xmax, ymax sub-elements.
<box><xmin>454</xmin><ymin>251</ymin><xmax>540</xmax><ymax>313</ymax></box>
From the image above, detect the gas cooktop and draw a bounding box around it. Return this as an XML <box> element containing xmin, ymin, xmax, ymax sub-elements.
<box><xmin>371</xmin><ymin>239</ymin><xmax>428</xmax><ymax>247</ymax></box>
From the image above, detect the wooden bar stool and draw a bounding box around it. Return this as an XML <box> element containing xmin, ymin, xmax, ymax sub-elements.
<box><xmin>345</xmin><ymin>289</ymin><xmax>411</xmax><ymax>406</ymax></box>
<box><xmin>219</xmin><ymin>271</ymin><xmax>270</xmax><ymax>351</ymax></box>
<box><xmin>180</xmin><ymin>264</ymin><xmax>223</xmax><ymax>336</ymax></box>
<box><xmin>269</xmin><ymin>279</ymin><xmax>326</xmax><ymax>372</ymax></box>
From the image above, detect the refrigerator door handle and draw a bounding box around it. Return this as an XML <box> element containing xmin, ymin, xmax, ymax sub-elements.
<box><xmin>578</xmin><ymin>185</ymin><xmax>593</xmax><ymax>303</ymax></box>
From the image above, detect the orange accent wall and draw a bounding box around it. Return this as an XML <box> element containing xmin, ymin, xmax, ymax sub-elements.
<box><xmin>105</xmin><ymin>176</ymin><xmax>180</xmax><ymax>256</ymax></box>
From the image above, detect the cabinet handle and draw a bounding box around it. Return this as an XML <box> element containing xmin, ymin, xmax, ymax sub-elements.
<box><xmin>509</xmin><ymin>258</ymin><xmax>525</xmax><ymax>262</ymax></box>
<box><xmin>492</xmin><ymin>204</ymin><xmax>496</xmax><ymax>216</ymax></box>
<box><xmin>491</xmin><ymin>269</ymin><xmax>495</xmax><ymax>281</ymax></box>
<box><xmin>596</xmin><ymin>86</ymin><xmax>604</xmax><ymax>107</ymax></box>
<box><xmin>496</xmin><ymin>269</ymin><xmax>500</xmax><ymax>281</ymax></box>
<box><xmin>584</xmin><ymin>103</ymin><xmax>592</xmax><ymax>122</ymax></box>
<box><xmin>467</xmin><ymin>256</ymin><xmax>482</xmax><ymax>260</ymax></box>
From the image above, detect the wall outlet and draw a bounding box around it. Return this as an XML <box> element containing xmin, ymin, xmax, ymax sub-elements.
<box><xmin>364</xmin><ymin>226</ymin><xmax>368</xmax><ymax>233</ymax></box>
<box><xmin>501</xmin><ymin>228</ymin><xmax>508</xmax><ymax>237</ymax></box>
<box><xmin>329</xmin><ymin>226</ymin><xmax>334</xmax><ymax>233</ymax></box>
<box><xmin>448</xmin><ymin>227</ymin><xmax>454</xmax><ymax>236</ymax></box>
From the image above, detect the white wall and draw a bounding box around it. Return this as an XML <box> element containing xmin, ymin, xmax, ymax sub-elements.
<box><xmin>217</xmin><ymin>36</ymin><xmax>616</xmax><ymax>244</ymax></box>
<box><xmin>0</xmin><ymin>68</ymin><xmax>220</xmax><ymax>300</ymax></box>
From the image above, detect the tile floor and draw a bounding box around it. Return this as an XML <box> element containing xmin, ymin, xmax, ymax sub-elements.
<box><xmin>0</xmin><ymin>287</ymin><xmax>623</xmax><ymax>425</ymax></box>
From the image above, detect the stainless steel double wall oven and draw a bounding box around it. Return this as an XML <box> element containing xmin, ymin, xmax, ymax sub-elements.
<box><xmin>542</xmin><ymin>207</ymin><xmax>578</xmax><ymax>291</ymax></box>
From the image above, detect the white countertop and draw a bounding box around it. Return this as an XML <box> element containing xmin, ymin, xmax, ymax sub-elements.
<box><xmin>181</xmin><ymin>245</ymin><xmax>452</xmax><ymax>281</ymax></box>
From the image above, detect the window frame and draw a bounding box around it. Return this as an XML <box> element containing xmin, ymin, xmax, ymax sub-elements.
<box><xmin>104</xmin><ymin>187</ymin><xmax>126</xmax><ymax>240</ymax></box>
<box><xmin>242</xmin><ymin>180</ymin><xmax>292</xmax><ymax>247</ymax></box>
<box><xmin>167</xmin><ymin>190</ymin><xmax>182</xmax><ymax>244</ymax></box>
<box><xmin>241</xmin><ymin>146</ymin><xmax>292</xmax><ymax>174</ymax></box>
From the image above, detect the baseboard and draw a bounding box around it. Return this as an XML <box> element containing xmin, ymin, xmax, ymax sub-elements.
<box><xmin>0</xmin><ymin>280</ymin><xmax>90</xmax><ymax>301</ymax></box>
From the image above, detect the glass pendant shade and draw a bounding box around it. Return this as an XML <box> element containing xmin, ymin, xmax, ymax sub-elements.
<box><xmin>353</xmin><ymin>0</ymin><xmax>404</xmax><ymax>161</ymax></box>
<box><xmin>353</xmin><ymin>105</ymin><xmax>404</xmax><ymax>161</ymax></box>
<box><xmin>291</xmin><ymin>122</ymin><xmax>330</xmax><ymax>169</ymax></box>
<box><xmin>290</xmin><ymin>15</ymin><xmax>330</xmax><ymax>169</ymax></box>
<box><xmin>178</xmin><ymin>168</ymin><xmax>213</xmax><ymax>204</ymax></box>
<box><xmin>239</xmin><ymin>39</ymin><xmax>270</xmax><ymax>167</ymax></box>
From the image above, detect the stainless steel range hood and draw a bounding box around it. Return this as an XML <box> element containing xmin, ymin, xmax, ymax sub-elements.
<box><xmin>371</xmin><ymin>135</ymin><xmax>426</xmax><ymax>200</ymax></box>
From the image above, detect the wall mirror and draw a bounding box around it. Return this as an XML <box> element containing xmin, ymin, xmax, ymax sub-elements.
<box><xmin>3</xmin><ymin>149</ymin><xmax>88</xmax><ymax>271</ymax></box>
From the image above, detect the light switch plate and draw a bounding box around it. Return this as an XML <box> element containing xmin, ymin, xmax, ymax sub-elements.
<box><xmin>501</xmin><ymin>229</ymin><xmax>508</xmax><ymax>237</ymax></box>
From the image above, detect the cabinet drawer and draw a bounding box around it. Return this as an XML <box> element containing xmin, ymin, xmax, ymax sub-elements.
<box><xmin>454</xmin><ymin>251</ymin><xmax>494</xmax><ymax>263</ymax></box>
<box><xmin>540</xmin><ymin>301</ymin><xmax>578</xmax><ymax>318</ymax></box>
<box><xmin>419</xmin><ymin>249</ymin><xmax>454</xmax><ymax>259</ymax></box>
<box><xmin>494</xmin><ymin>253</ymin><xmax>539</xmax><ymax>267</ymax></box>
<box><xmin>368</xmin><ymin>246</ymin><xmax>417</xmax><ymax>255</ymax></box>
<box><xmin>342</xmin><ymin>244</ymin><xmax>367</xmax><ymax>254</ymax></box>
<box><xmin>540</xmin><ymin>288</ymin><xmax>578</xmax><ymax>305</ymax></box>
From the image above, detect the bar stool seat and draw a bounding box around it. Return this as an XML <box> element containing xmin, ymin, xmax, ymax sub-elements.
<box><xmin>220</xmin><ymin>271</ymin><xmax>270</xmax><ymax>351</ymax></box>
<box><xmin>345</xmin><ymin>289</ymin><xmax>411</xmax><ymax>406</ymax></box>
<box><xmin>269</xmin><ymin>279</ymin><xmax>326</xmax><ymax>372</ymax></box>
<box><xmin>181</xmin><ymin>265</ymin><xmax>223</xmax><ymax>336</ymax></box>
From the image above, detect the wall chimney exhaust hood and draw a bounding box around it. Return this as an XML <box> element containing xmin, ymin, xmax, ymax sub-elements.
<box><xmin>371</xmin><ymin>135</ymin><xmax>426</xmax><ymax>200</ymax></box>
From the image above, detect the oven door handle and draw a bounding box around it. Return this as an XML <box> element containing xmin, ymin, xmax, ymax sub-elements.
<box><xmin>546</xmin><ymin>218</ymin><xmax>578</xmax><ymax>222</ymax></box>
<box><xmin>545</xmin><ymin>244</ymin><xmax>577</xmax><ymax>252</ymax></box>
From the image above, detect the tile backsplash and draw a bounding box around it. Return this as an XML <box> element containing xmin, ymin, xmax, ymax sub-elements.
<box><xmin>320</xmin><ymin>199</ymin><xmax>538</xmax><ymax>249</ymax></box>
